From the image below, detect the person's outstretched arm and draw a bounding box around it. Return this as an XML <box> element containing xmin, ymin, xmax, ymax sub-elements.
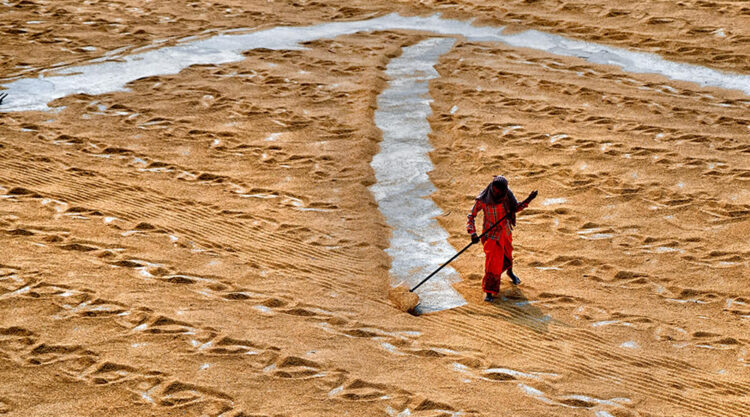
<box><xmin>517</xmin><ymin>190</ymin><xmax>538</xmax><ymax>212</ymax></box>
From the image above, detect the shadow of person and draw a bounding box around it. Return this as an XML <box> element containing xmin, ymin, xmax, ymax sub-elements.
<box><xmin>491</xmin><ymin>286</ymin><xmax>552</xmax><ymax>333</ymax></box>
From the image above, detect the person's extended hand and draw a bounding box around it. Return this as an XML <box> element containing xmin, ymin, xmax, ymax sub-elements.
<box><xmin>527</xmin><ymin>190</ymin><xmax>538</xmax><ymax>202</ymax></box>
<box><xmin>471</xmin><ymin>233</ymin><xmax>480</xmax><ymax>244</ymax></box>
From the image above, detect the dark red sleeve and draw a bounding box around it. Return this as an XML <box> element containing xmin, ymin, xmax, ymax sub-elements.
<box><xmin>467</xmin><ymin>200</ymin><xmax>482</xmax><ymax>235</ymax></box>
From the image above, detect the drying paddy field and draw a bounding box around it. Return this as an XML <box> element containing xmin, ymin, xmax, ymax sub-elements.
<box><xmin>1</xmin><ymin>1</ymin><xmax>748</xmax><ymax>416</ymax></box>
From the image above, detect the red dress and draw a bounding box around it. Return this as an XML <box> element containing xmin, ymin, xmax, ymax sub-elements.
<box><xmin>467</xmin><ymin>200</ymin><xmax>527</xmax><ymax>295</ymax></box>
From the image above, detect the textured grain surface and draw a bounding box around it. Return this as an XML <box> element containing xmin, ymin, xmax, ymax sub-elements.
<box><xmin>1</xmin><ymin>1</ymin><xmax>748</xmax><ymax>416</ymax></box>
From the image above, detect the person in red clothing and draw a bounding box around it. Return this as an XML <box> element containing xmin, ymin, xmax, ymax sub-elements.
<box><xmin>467</xmin><ymin>176</ymin><xmax>537</xmax><ymax>302</ymax></box>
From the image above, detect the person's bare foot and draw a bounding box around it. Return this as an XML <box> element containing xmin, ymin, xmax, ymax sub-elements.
<box><xmin>508</xmin><ymin>268</ymin><xmax>521</xmax><ymax>285</ymax></box>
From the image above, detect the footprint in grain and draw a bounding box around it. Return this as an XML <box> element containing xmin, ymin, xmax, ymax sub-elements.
<box><xmin>133</xmin><ymin>316</ymin><xmax>198</xmax><ymax>335</ymax></box>
<box><xmin>23</xmin><ymin>343</ymin><xmax>97</xmax><ymax>366</ymax></box>
<box><xmin>333</xmin><ymin>379</ymin><xmax>389</xmax><ymax>401</ymax></box>
<box><xmin>85</xmin><ymin>362</ymin><xmax>139</xmax><ymax>385</ymax></box>
<box><xmin>273</xmin><ymin>356</ymin><xmax>325</xmax><ymax>379</ymax></box>
<box><xmin>205</xmin><ymin>336</ymin><xmax>264</xmax><ymax>355</ymax></box>
<box><xmin>156</xmin><ymin>380</ymin><xmax>233</xmax><ymax>407</ymax></box>
<box><xmin>0</xmin><ymin>326</ymin><xmax>36</xmax><ymax>354</ymax></box>
<box><xmin>73</xmin><ymin>299</ymin><xmax>129</xmax><ymax>318</ymax></box>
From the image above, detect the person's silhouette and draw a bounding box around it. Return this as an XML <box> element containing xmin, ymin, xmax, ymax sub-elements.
<box><xmin>467</xmin><ymin>176</ymin><xmax>537</xmax><ymax>302</ymax></box>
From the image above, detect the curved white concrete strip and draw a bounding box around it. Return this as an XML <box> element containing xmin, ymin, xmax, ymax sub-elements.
<box><xmin>2</xmin><ymin>13</ymin><xmax>749</xmax><ymax>112</ymax></box>
<box><xmin>370</xmin><ymin>38</ymin><xmax>466</xmax><ymax>314</ymax></box>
